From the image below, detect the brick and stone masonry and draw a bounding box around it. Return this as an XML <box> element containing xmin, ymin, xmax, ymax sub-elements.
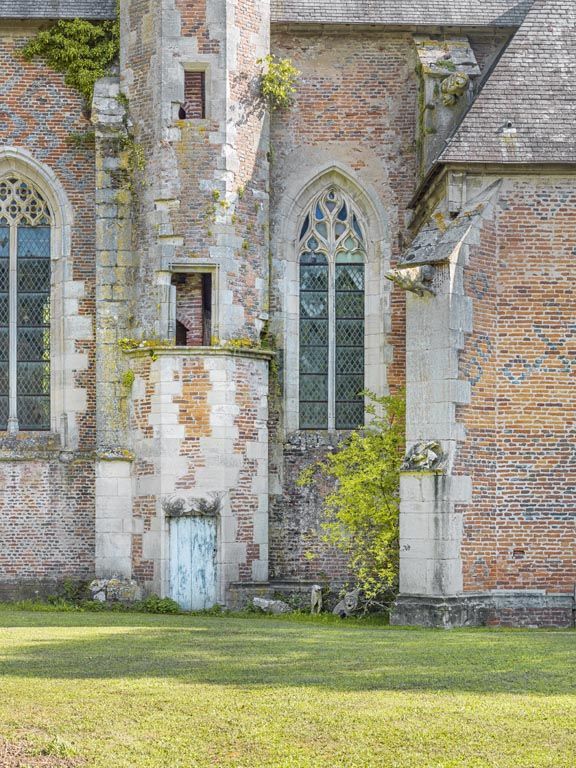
<box><xmin>0</xmin><ymin>1</ymin><xmax>574</xmax><ymax>626</ymax></box>
<box><xmin>91</xmin><ymin>0</ymin><xmax>274</xmax><ymax>600</ymax></box>
<box><xmin>0</xmin><ymin>24</ymin><xmax>96</xmax><ymax>597</ymax></box>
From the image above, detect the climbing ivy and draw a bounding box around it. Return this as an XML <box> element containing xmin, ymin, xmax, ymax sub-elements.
<box><xmin>22</xmin><ymin>18</ymin><xmax>120</xmax><ymax>107</ymax></box>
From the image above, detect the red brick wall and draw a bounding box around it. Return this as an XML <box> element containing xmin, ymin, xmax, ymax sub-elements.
<box><xmin>0</xmin><ymin>26</ymin><xmax>97</xmax><ymax>587</ymax></box>
<box><xmin>457</xmin><ymin>177</ymin><xmax>576</xmax><ymax>594</ymax></box>
<box><xmin>268</xmin><ymin>29</ymin><xmax>415</xmax><ymax>582</ymax></box>
<box><xmin>0</xmin><ymin>459</ymin><xmax>95</xmax><ymax>586</ymax></box>
<box><xmin>177</xmin><ymin>0</ymin><xmax>220</xmax><ymax>53</ymax></box>
<box><xmin>182</xmin><ymin>71</ymin><xmax>205</xmax><ymax>119</ymax></box>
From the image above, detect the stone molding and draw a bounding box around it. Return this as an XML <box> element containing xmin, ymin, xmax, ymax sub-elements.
<box><xmin>162</xmin><ymin>492</ymin><xmax>223</xmax><ymax>518</ymax></box>
<box><xmin>0</xmin><ymin>146</ymin><xmax>86</xmax><ymax>448</ymax></box>
<box><xmin>123</xmin><ymin>346</ymin><xmax>275</xmax><ymax>361</ymax></box>
<box><xmin>273</xmin><ymin>164</ymin><xmax>392</xmax><ymax>435</ymax></box>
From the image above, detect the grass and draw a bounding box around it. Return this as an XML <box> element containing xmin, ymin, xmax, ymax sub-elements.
<box><xmin>0</xmin><ymin>609</ymin><xmax>574</xmax><ymax>767</ymax></box>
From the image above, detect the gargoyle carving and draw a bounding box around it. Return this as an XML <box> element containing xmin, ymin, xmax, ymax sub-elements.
<box><xmin>402</xmin><ymin>441</ymin><xmax>445</xmax><ymax>471</ymax></box>
<box><xmin>386</xmin><ymin>265</ymin><xmax>435</xmax><ymax>297</ymax></box>
<box><xmin>441</xmin><ymin>71</ymin><xmax>470</xmax><ymax>106</ymax></box>
<box><xmin>162</xmin><ymin>492</ymin><xmax>223</xmax><ymax>518</ymax></box>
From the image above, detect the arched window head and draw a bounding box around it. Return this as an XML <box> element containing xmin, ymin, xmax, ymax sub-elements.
<box><xmin>298</xmin><ymin>187</ymin><xmax>365</xmax><ymax>430</ymax></box>
<box><xmin>0</xmin><ymin>176</ymin><xmax>52</xmax><ymax>432</ymax></box>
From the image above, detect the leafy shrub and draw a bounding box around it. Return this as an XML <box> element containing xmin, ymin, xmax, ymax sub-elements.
<box><xmin>258</xmin><ymin>54</ymin><xmax>299</xmax><ymax>111</ymax></box>
<box><xmin>135</xmin><ymin>595</ymin><xmax>181</xmax><ymax>614</ymax></box>
<box><xmin>298</xmin><ymin>391</ymin><xmax>405</xmax><ymax>609</ymax></box>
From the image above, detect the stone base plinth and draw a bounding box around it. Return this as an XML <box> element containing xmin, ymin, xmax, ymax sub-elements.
<box><xmin>0</xmin><ymin>578</ymin><xmax>92</xmax><ymax>602</ymax></box>
<box><xmin>391</xmin><ymin>592</ymin><xmax>574</xmax><ymax>629</ymax></box>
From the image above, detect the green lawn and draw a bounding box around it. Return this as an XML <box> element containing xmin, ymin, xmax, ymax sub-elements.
<box><xmin>0</xmin><ymin>610</ymin><xmax>574</xmax><ymax>767</ymax></box>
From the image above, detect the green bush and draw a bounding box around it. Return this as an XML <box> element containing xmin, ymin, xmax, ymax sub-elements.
<box><xmin>135</xmin><ymin>595</ymin><xmax>181</xmax><ymax>614</ymax></box>
<box><xmin>299</xmin><ymin>391</ymin><xmax>405</xmax><ymax>609</ymax></box>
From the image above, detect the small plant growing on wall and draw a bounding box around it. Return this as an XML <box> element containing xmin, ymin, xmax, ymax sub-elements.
<box><xmin>298</xmin><ymin>391</ymin><xmax>405</xmax><ymax>610</ymax></box>
<box><xmin>21</xmin><ymin>17</ymin><xmax>119</xmax><ymax>109</ymax></box>
<box><xmin>258</xmin><ymin>54</ymin><xmax>299</xmax><ymax>111</ymax></box>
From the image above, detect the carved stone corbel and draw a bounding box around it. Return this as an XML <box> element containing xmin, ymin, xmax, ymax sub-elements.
<box><xmin>402</xmin><ymin>440</ymin><xmax>445</xmax><ymax>471</ymax></box>
<box><xmin>386</xmin><ymin>265</ymin><xmax>436</xmax><ymax>297</ymax></box>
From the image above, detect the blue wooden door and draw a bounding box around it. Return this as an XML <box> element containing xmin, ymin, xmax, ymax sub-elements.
<box><xmin>169</xmin><ymin>516</ymin><xmax>217</xmax><ymax>610</ymax></box>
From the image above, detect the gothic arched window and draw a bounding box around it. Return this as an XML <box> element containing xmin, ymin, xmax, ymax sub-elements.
<box><xmin>0</xmin><ymin>176</ymin><xmax>52</xmax><ymax>432</ymax></box>
<box><xmin>298</xmin><ymin>187</ymin><xmax>365</xmax><ymax>430</ymax></box>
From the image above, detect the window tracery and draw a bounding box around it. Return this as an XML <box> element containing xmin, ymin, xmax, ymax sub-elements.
<box><xmin>298</xmin><ymin>187</ymin><xmax>365</xmax><ymax>430</ymax></box>
<box><xmin>0</xmin><ymin>176</ymin><xmax>52</xmax><ymax>432</ymax></box>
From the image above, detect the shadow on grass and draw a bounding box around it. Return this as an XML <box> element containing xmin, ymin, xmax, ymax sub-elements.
<box><xmin>0</xmin><ymin>611</ymin><xmax>574</xmax><ymax>695</ymax></box>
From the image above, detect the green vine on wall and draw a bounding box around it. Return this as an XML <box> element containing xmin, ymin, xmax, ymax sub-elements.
<box><xmin>22</xmin><ymin>17</ymin><xmax>120</xmax><ymax>108</ymax></box>
<box><xmin>258</xmin><ymin>54</ymin><xmax>299</xmax><ymax>111</ymax></box>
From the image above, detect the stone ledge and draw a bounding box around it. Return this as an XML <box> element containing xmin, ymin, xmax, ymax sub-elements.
<box><xmin>124</xmin><ymin>346</ymin><xmax>275</xmax><ymax>361</ymax></box>
<box><xmin>391</xmin><ymin>592</ymin><xmax>575</xmax><ymax>629</ymax></box>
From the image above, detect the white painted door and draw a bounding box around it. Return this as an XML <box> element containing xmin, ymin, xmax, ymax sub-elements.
<box><xmin>169</xmin><ymin>516</ymin><xmax>217</xmax><ymax>610</ymax></box>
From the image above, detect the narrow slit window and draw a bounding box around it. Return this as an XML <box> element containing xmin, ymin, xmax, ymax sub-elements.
<box><xmin>180</xmin><ymin>71</ymin><xmax>206</xmax><ymax>120</ymax></box>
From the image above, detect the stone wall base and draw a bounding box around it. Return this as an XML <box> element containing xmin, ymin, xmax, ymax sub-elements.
<box><xmin>391</xmin><ymin>592</ymin><xmax>575</xmax><ymax>629</ymax></box>
<box><xmin>0</xmin><ymin>578</ymin><xmax>91</xmax><ymax>602</ymax></box>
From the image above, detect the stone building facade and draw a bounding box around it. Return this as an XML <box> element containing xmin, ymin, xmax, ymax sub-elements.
<box><xmin>0</xmin><ymin>0</ymin><xmax>574</xmax><ymax>626</ymax></box>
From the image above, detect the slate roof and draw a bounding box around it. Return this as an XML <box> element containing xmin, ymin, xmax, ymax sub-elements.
<box><xmin>271</xmin><ymin>0</ymin><xmax>534</xmax><ymax>27</ymax></box>
<box><xmin>0</xmin><ymin>0</ymin><xmax>116</xmax><ymax>19</ymax></box>
<box><xmin>440</xmin><ymin>0</ymin><xmax>576</xmax><ymax>164</ymax></box>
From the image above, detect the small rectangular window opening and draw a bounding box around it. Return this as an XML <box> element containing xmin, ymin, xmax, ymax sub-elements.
<box><xmin>173</xmin><ymin>272</ymin><xmax>212</xmax><ymax>347</ymax></box>
<box><xmin>180</xmin><ymin>71</ymin><xmax>206</xmax><ymax>120</ymax></box>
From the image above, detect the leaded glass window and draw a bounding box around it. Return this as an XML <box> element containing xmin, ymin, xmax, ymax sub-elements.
<box><xmin>0</xmin><ymin>177</ymin><xmax>51</xmax><ymax>432</ymax></box>
<box><xmin>299</xmin><ymin>188</ymin><xmax>365</xmax><ymax>430</ymax></box>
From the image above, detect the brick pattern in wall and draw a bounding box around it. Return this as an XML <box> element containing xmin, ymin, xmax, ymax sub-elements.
<box><xmin>175</xmin><ymin>274</ymin><xmax>204</xmax><ymax>346</ymax></box>
<box><xmin>0</xmin><ymin>27</ymin><xmax>97</xmax><ymax>587</ymax></box>
<box><xmin>0</xmin><ymin>459</ymin><xmax>95</xmax><ymax>585</ymax></box>
<box><xmin>0</xmin><ymin>31</ymin><xmax>96</xmax><ymax>447</ymax></box>
<box><xmin>129</xmin><ymin>352</ymin><xmax>269</xmax><ymax>593</ymax></box>
<box><xmin>456</xmin><ymin>178</ymin><xmax>576</xmax><ymax>594</ymax></box>
<box><xmin>182</xmin><ymin>71</ymin><xmax>205</xmax><ymax>119</ymax></box>
<box><xmin>268</xmin><ymin>30</ymin><xmax>416</xmax><ymax>582</ymax></box>
<box><xmin>177</xmin><ymin>0</ymin><xmax>220</xmax><ymax>52</ymax></box>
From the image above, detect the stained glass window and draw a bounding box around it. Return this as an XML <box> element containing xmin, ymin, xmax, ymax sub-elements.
<box><xmin>298</xmin><ymin>188</ymin><xmax>365</xmax><ymax>430</ymax></box>
<box><xmin>0</xmin><ymin>177</ymin><xmax>51</xmax><ymax>432</ymax></box>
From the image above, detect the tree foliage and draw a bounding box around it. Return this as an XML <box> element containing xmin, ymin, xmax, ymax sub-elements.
<box><xmin>299</xmin><ymin>391</ymin><xmax>405</xmax><ymax>606</ymax></box>
<box><xmin>22</xmin><ymin>18</ymin><xmax>120</xmax><ymax>106</ymax></box>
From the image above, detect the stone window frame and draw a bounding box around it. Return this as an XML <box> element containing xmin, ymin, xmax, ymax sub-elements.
<box><xmin>275</xmin><ymin>165</ymin><xmax>392</xmax><ymax>436</ymax></box>
<box><xmin>175</xmin><ymin>63</ymin><xmax>211</xmax><ymax>122</ymax></box>
<box><xmin>298</xmin><ymin>186</ymin><xmax>367</xmax><ymax>430</ymax></box>
<box><xmin>0</xmin><ymin>148</ymin><xmax>84</xmax><ymax>447</ymax></box>
<box><xmin>0</xmin><ymin>176</ymin><xmax>52</xmax><ymax>432</ymax></box>
<box><xmin>166</xmin><ymin>261</ymin><xmax>220</xmax><ymax>345</ymax></box>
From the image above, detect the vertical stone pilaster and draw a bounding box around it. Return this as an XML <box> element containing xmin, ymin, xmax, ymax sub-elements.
<box><xmin>391</xmin><ymin>182</ymin><xmax>502</xmax><ymax>626</ymax></box>
<box><xmin>92</xmin><ymin>77</ymin><xmax>135</xmax><ymax>577</ymax></box>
